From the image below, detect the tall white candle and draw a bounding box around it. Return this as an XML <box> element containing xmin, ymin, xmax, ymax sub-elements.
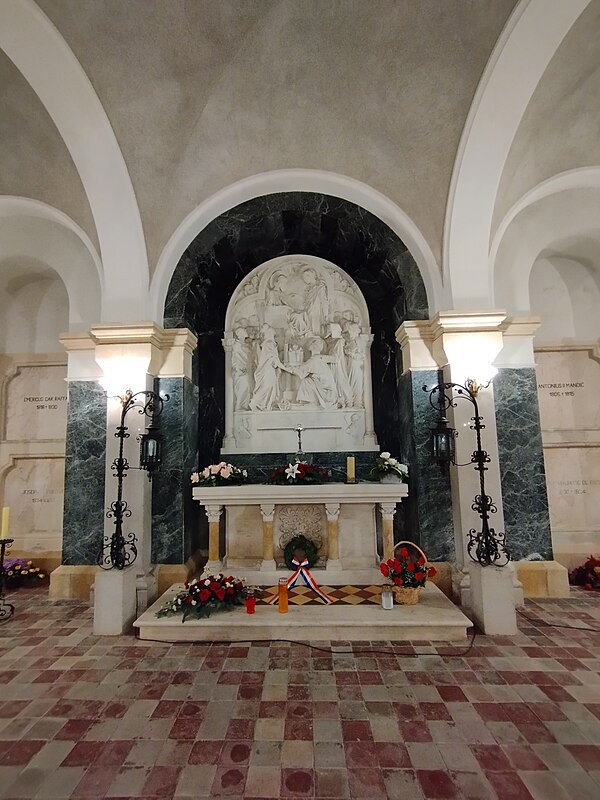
<box><xmin>0</xmin><ymin>507</ymin><xmax>9</xmax><ymax>540</ymax></box>
<box><xmin>346</xmin><ymin>456</ymin><xmax>356</xmax><ymax>482</ymax></box>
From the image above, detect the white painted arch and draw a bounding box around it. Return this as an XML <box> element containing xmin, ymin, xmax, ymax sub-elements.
<box><xmin>150</xmin><ymin>169</ymin><xmax>445</xmax><ymax>324</ymax></box>
<box><xmin>493</xmin><ymin>179</ymin><xmax>600</xmax><ymax>314</ymax></box>
<box><xmin>0</xmin><ymin>196</ymin><xmax>102</xmax><ymax>329</ymax></box>
<box><xmin>444</xmin><ymin>0</ymin><xmax>593</xmax><ymax>310</ymax></box>
<box><xmin>0</xmin><ymin>0</ymin><xmax>149</xmax><ymax>322</ymax></box>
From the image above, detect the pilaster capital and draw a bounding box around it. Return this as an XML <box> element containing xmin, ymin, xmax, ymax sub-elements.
<box><xmin>260</xmin><ymin>503</ymin><xmax>275</xmax><ymax>522</ymax></box>
<box><xmin>204</xmin><ymin>504</ymin><xmax>224</xmax><ymax>523</ymax></box>
<box><xmin>325</xmin><ymin>503</ymin><xmax>340</xmax><ymax>521</ymax></box>
<box><xmin>379</xmin><ymin>502</ymin><xmax>397</xmax><ymax>520</ymax></box>
<box><xmin>395</xmin><ymin>321</ymin><xmax>436</xmax><ymax>373</ymax></box>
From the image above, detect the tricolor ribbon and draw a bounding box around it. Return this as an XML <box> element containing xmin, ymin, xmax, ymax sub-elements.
<box><xmin>270</xmin><ymin>557</ymin><xmax>334</xmax><ymax>605</ymax></box>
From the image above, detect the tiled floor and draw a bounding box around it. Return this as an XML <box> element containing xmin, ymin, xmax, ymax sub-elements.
<box><xmin>1</xmin><ymin>588</ymin><xmax>600</xmax><ymax>799</ymax></box>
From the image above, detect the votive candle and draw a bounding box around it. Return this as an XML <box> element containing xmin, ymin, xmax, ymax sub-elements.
<box><xmin>0</xmin><ymin>507</ymin><xmax>9</xmax><ymax>540</ymax></box>
<box><xmin>278</xmin><ymin>577</ymin><xmax>288</xmax><ymax>613</ymax></box>
<box><xmin>346</xmin><ymin>456</ymin><xmax>356</xmax><ymax>483</ymax></box>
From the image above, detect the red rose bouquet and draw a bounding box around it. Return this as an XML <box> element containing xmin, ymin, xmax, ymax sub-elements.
<box><xmin>156</xmin><ymin>573</ymin><xmax>246</xmax><ymax>621</ymax></box>
<box><xmin>380</xmin><ymin>544</ymin><xmax>436</xmax><ymax>589</ymax></box>
<box><xmin>269</xmin><ymin>460</ymin><xmax>330</xmax><ymax>485</ymax></box>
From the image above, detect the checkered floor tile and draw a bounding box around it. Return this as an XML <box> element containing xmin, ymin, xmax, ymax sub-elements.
<box><xmin>1</xmin><ymin>585</ymin><xmax>600</xmax><ymax>799</ymax></box>
<box><xmin>259</xmin><ymin>585</ymin><xmax>383</xmax><ymax>605</ymax></box>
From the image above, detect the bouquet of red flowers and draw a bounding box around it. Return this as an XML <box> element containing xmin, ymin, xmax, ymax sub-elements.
<box><xmin>569</xmin><ymin>555</ymin><xmax>600</xmax><ymax>591</ymax></box>
<box><xmin>380</xmin><ymin>544</ymin><xmax>436</xmax><ymax>589</ymax></box>
<box><xmin>269</xmin><ymin>460</ymin><xmax>330</xmax><ymax>485</ymax></box>
<box><xmin>156</xmin><ymin>573</ymin><xmax>246</xmax><ymax>621</ymax></box>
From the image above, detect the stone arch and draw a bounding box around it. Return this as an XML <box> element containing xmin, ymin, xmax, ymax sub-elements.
<box><xmin>0</xmin><ymin>197</ymin><xmax>101</xmax><ymax>332</ymax></box>
<box><xmin>0</xmin><ymin>0</ymin><xmax>148</xmax><ymax>321</ymax></box>
<box><xmin>493</xmin><ymin>182</ymin><xmax>600</xmax><ymax>320</ymax></box>
<box><xmin>444</xmin><ymin>0</ymin><xmax>592</xmax><ymax>309</ymax></box>
<box><xmin>163</xmin><ymin>190</ymin><xmax>429</xmax><ymax>468</ymax></box>
<box><xmin>150</xmin><ymin>169</ymin><xmax>443</xmax><ymax>323</ymax></box>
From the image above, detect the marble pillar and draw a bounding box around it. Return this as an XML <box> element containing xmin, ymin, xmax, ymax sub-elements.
<box><xmin>151</xmin><ymin>377</ymin><xmax>199</xmax><ymax>565</ymax></box>
<box><xmin>494</xmin><ymin>367</ymin><xmax>552</xmax><ymax>560</ymax></box>
<box><xmin>62</xmin><ymin>381</ymin><xmax>107</xmax><ymax>565</ymax></box>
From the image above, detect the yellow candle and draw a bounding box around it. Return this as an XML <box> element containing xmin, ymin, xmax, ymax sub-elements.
<box><xmin>346</xmin><ymin>456</ymin><xmax>355</xmax><ymax>482</ymax></box>
<box><xmin>0</xmin><ymin>507</ymin><xmax>9</xmax><ymax>540</ymax></box>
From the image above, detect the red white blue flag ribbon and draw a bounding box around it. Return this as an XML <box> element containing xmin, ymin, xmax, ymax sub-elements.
<box><xmin>270</xmin><ymin>557</ymin><xmax>334</xmax><ymax>605</ymax></box>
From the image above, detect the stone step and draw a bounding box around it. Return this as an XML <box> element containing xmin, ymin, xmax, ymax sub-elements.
<box><xmin>134</xmin><ymin>582</ymin><xmax>472</xmax><ymax>643</ymax></box>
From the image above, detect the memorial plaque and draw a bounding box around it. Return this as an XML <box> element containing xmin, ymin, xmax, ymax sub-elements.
<box><xmin>5</xmin><ymin>365</ymin><xmax>68</xmax><ymax>441</ymax></box>
<box><xmin>536</xmin><ymin>349</ymin><xmax>600</xmax><ymax>431</ymax></box>
<box><xmin>3</xmin><ymin>457</ymin><xmax>65</xmax><ymax>554</ymax></box>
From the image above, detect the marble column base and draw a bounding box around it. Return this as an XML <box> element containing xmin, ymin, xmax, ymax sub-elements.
<box><xmin>468</xmin><ymin>563</ymin><xmax>517</xmax><ymax>635</ymax></box>
<box><xmin>204</xmin><ymin>560</ymin><xmax>224</xmax><ymax>575</ymax></box>
<box><xmin>260</xmin><ymin>559</ymin><xmax>277</xmax><ymax>572</ymax></box>
<box><xmin>93</xmin><ymin>569</ymin><xmax>137</xmax><ymax>635</ymax></box>
<box><xmin>515</xmin><ymin>560</ymin><xmax>570</xmax><ymax>598</ymax></box>
<box><xmin>49</xmin><ymin>565</ymin><xmax>96</xmax><ymax>601</ymax></box>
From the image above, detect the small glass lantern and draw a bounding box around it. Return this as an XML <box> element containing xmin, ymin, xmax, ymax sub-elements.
<box><xmin>430</xmin><ymin>416</ymin><xmax>456</xmax><ymax>465</ymax></box>
<box><xmin>139</xmin><ymin>423</ymin><xmax>163</xmax><ymax>478</ymax></box>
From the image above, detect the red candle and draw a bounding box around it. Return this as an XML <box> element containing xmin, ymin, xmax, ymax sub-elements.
<box><xmin>245</xmin><ymin>590</ymin><xmax>256</xmax><ymax>614</ymax></box>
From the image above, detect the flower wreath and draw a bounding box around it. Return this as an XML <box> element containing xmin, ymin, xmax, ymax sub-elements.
<box><xmin>283</xmin><ymin>534</ymin><xmax>319</xmax><ymax>569</ymax></box>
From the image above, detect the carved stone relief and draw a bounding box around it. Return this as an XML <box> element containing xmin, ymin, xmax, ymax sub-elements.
<box><xmin>275</xmin><ymin>504</ymin><xmax>326</xmax><ymax>567</ymax></box>
<box><xmin>222</xmin><ymin>255</ymin><xmax>378</xmax><ymax>454</ymax></box>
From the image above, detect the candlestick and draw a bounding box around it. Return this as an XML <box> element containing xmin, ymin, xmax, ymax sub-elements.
<box><xmin>0</xmin><ymin>507</ymin><xmax>9</xmax><ymax>540</ymax></box>
<box><xmin>346</xmin><ymin>456</ymin><xmax>356</xmax><ymax>484</ymax></box>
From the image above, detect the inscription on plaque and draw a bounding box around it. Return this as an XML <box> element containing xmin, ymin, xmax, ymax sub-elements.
<box><xmin>5</xmin><ymin>365</ymin><xmax>68</xmax><ymax>441</ymax></box>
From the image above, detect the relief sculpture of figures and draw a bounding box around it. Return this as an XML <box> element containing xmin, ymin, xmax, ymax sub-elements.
<box><xmin>291</xmin><ymin>337</ymin><xmax>339</xmax><ymax>408</ymax></box>
<box><xmin>249</xmin><ymin>324</ymin><xmax>287</xmax><ymax>411</ymax></box>
<box><xmin>302</xmin><ymin>268</ymin><xmax>328</xmax><ymax>335</ymax></box>
<box><xmin>344</xmin><ymin>319</ymin><xmax>365</xmax><ymax>407</ymax></box>
<box><xmin>231</xmin><ymin>326</ymin><xmax>254</xmax><ymax>410</ymax></box>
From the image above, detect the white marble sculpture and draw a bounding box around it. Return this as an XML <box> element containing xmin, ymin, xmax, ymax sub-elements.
<box><xmin>222</xmin><ymin>255</ymin><xmax>378</xmax><ymax>453</ymax></box>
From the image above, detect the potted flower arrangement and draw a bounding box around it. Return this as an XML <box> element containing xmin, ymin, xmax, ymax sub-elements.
<box><xmin>156</xmin><ymin>573</ymin><xmax>246</xmax><ymax>621</ymax></box>
<box><xmin>191</xmin><ymin>461</ymin><xmax>248</xmax><ymax>486</ymax></box>
<box><xmin>4</xmin><ymin>558</ymin><xmax>46</xmax><ymax>588</ymax></box>
<box><xmin>269</xmin><ymin>460</ymin><xmax>330</xmax><ymax>485</ymax></box>
<box><xmin>380</xmin><ymin>542</ymin><xmax>436</xmax><ymax>604</ymax></box>
<box><xmin>369</xmin><ymin>452</ymin><xmax>408</xmax><ymax>483</ymax></box>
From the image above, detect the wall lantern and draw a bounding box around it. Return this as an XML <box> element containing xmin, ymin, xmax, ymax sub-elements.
<box><xmin>423</xmin><ymin>375</ymin><xmax>510</xmax><ymax>568</ymax></box>
<box><xmin>98</xmin><ymin>388</ymin><xmax>169</xmax><ymax>571</ymax></box>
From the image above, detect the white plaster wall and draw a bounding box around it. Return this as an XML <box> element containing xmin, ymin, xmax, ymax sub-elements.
<box><xmin>34</xmin><ymin>0</ymin><xmax>515</xmax><ymax>270</ymax></box>
<box><xmin>0</xmin><ymin>50</ymin><xmax>96</xmax><ymax>248</ymax></box>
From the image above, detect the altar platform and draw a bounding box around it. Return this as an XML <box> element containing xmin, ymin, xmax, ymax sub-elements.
<box><xmin>134</xmin><ymin>581</ymin><xmax>472</xmax><ymax>642</ymax></box>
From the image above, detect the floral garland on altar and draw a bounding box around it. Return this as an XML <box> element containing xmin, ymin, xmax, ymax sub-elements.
<box><xmin>156</xmin><ymin>574</ymin><xmax>246</xmax><ymax>621</ymax></box>
<box><xmin>191</xmin><ymin>462</ymin><xmax>248</xmax><ymax>487</ymax></box>
<box><xmin>269</xmin><ymin>460</ymin><xmax>330</xmax><ymax>485</ymax></box>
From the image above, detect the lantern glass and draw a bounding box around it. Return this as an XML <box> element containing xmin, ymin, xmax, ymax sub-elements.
<box><xmin>431</xmin><ymin>419</ymin><xmax>456</xmax><ymax>464</ymax></box>
<box><xmin>139</xmin><ymin>426</ymin><xmax>162</xmax><ymax>475</ymax></box>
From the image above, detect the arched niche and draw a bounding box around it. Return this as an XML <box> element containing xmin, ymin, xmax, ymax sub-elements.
<box><xmin>164</xmin><ymin>191</ymin><xmax>428</xmax><ymax>466</ymax></box>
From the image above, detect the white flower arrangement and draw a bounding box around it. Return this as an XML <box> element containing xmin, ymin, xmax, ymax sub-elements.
<box><xmin>191</xmin><ymin>461</ymin><xmax>248</xmax><ymax>486</ymax></box>
<box><xmin>369</xmin><ymin>451</ymin><xmax>409</xmax><ymax>481</ymax></box>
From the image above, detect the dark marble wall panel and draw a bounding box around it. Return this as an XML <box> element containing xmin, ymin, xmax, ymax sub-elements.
<box><xmin>398</xmin><ymin>369</ymin><xmax>454</xmax><ymax>561</ymax></box>
<box><xmin>495</xmin><ymin>368</ymin><xmax>553</xmax><ymax>560</ymax></box>
<box><xmin>164</xmin><ymin>192</ymin><xmax>429</xmax><ymax>473</ymax></box>
<box><xmin>217</xmin><ymin>451</ymin><xmax>379</xmax><ymax>485</ymax></box>
<box><xmin>62</xmin><ymin>381</ymin><xmax>107</xmax><ymax>565</ymax></box>
<box><xmin>152</xmin><ymin>377</ymin><xmax>199</xmax><ymax>564</ymax></box>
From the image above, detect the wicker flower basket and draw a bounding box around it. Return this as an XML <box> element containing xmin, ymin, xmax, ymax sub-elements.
<box><xmin>388</xmin><ymin>541</ymin><xmax>430</xmax><ymax>605</ymax></box>
<box><xmin>392</xmin><ymin>586</ymin><xmax>421</xmax><ymax>605</ymax></box>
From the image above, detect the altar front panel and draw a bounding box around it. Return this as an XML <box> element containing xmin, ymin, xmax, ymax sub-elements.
<box><xmin>223</xmin><ymin>501</ymin><xmax>378</xmax><ymax>571</ymax></box>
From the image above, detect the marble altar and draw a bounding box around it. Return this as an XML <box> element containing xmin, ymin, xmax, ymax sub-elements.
<box><xmin>192</xmin><ymin>482</ymin><xmax>408</xmax><ymax>585</ymax></box>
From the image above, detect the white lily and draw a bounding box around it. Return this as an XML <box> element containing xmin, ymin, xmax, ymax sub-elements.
<box><xmin>285</xmin><ymin>462</ymin><xmax>300</xmax><ymax>479</ymax></box>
